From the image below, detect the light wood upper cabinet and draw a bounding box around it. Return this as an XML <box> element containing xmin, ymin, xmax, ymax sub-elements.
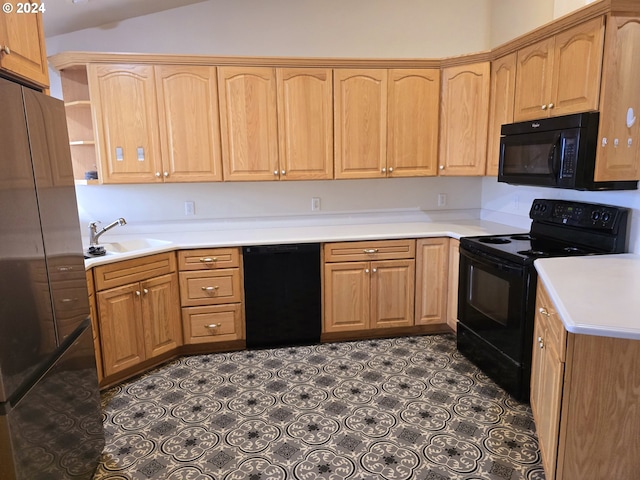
<box><xmin>387</xmin><ymin>69</ymin><xmax>440</xmax><ymax>177</ymax></box>
<box><xmin>486</xmin><ymin>54</ymin><xmax>517</xmax><ymax>176</ymax></box>
<box><xmin>277</xmin><ymin>68</ymin><xmax>333</xmax><ymax>180</ymax></box>
<box><xmin>155</xmin><ymin>65</ymin><xmax>222</xmax><ymax>182</ymax></box>
<box><xmin>439</xmin><ymin>62</ymin><xmax>490</xmax><ymax>176</ymax></box>
<box><xmin>218</xmin><ymin>66</ymin><xmax>279</xmax><ymax>181</ymax></box>
<box><xmin>595</xmin><ymin>16</ymin><xmax>640</xmax><ymax>182</ymax></box>
<box><xmin>0</xmin><ymin>10</ymin><xmax>48</xmax><ymax>87</ymax></box>
<box><xmin>334</xmin><ymin>69</ymin><xmax>388</xmax><ymax>179</ymax></box>
<box><xmin>88</xmin><ymin>64</ymin><xmax>162</xmax><ymax>183</ymax></box>
<box><xmin>415</xmin><ymin>238</ymin><xmax>449</xmax><ymax>326</ymax></box>
<box><xmin>514</xmin><ymin>17</ymin><xmax>604</xmax><ymax>121</ymax></box>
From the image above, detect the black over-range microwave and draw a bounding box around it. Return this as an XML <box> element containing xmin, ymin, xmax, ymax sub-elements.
<box><xmin>498</xmin><ymin>112</ymin><xmax>637</xmax><ymax>191</ymax></box>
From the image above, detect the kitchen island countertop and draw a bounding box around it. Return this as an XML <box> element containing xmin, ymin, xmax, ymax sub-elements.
<box><xmin>535</xmin><ymin>254</ymin><xmax>640</xmax><ymax>341</ymax></box>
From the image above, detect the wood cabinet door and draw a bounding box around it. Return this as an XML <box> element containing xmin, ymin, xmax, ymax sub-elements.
<box><xmin>595</xmin><ymin>16</ymin><xmax>640</xmax><ymax>182</ymax></box>
<box><xmin>218</xmin><ymin>66</ymin><xmax>279</xmax><ymax>181</ymax></box>
<box><xmin>141</xmin><ymin>273</ymin><xmax>182</xmax><ymax>359</ymax></box>
<box><xmin>415</xmin><ymin>238</ymin><xmax>449</xmax><ymax>326</ymax></box>
<box><xmin>551</xmin><ymin>17</ymin><xmax>604</xmax><ymax>117</ymax></box>
<box><xmin>323</xmin><ymin>262</ymin><xmax>370</xmax><ymax>333</ymax></box>
<box><xmin>370</xmin><ymin>259</ymin><xmax>415</xmax><ymax>329</ymax></box>
<box><xmin>0</xmin><ymin>11</ymin><xmax>48</xmax><ymax>87</ymax></box>
<box><xmin>446</xmin><ymin>239</ymin><xmax>460</xmax><ymax>332</ymax></box>
<box><xmin>439</xmin><ymin>63</ymin><xmax>490</xmax><ymax>175</ymax></box>
<box><xmin>88</xmin><ymin>64</ymin><xmax>162</xmax><ymax>183</ymax></box>
<box><xmin>387</xmin><ymin>69</ymin><xmax>440</xmax><ymax>177</ymax></box>
<box><xmin>334</xmin><ymin>69</ymin><xmax>387</xmax><ymax>179</ymax></box>
<box><xmin>277</xmin><ymin>68</ymin><xmax>333</xmax><ymax>180</ymax></box>
<box><xmin>155</xmin><ymin>65</ymin><xmax>222</xmax><ymax>182</ymax></box>
<box><xmin>486</xmin><ymin>54</ymin><xmax>516</xmax><ymax>176</ymax></box>
<box><xmin>97</xmin><ymin>283</ymin><xmax>145</xmax><ymax>377</ymax></box>
<box><xmin>514</xmin><ymin>37</ymin><xmax>555</xmax><ymax>121</ymax></box>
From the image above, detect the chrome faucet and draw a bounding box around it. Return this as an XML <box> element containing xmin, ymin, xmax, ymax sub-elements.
<box><xmin>89</xmin><ymin>218</ymin><xmax>127</xmax><ymax>246</ymax></box>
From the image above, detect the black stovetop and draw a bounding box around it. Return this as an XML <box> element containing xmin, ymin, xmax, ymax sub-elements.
<box><xmin>461</xmin><ymin>199</ymin><xmax>630</xmax><ymax>265</ymax></box>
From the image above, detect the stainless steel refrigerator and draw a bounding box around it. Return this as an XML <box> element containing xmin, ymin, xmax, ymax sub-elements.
<box><xmin>0</xmin><ymin>76</ymin><xmax>104</xmax><ymax>479</ymax></box>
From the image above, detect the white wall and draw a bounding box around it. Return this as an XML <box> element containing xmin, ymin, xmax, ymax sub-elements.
<box><xmin>489</xmin><ymin>0</ymin><xmax>555</xmax><ymax>48</ymax></box>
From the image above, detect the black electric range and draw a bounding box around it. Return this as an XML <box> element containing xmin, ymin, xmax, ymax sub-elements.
<box><xmin>456</xmin><ymin>199</ymin><xmax>630</xmax><ymax>400</ymax></box>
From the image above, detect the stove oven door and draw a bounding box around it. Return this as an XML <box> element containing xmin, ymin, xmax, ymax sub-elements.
<box><xmin>457</xmin><ymin>245</ymin><xmax>535</xmax><ymax>400</ymax></box>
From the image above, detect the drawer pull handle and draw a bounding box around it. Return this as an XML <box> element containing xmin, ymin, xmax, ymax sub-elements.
<box><xmin>202</xmin><ymin>286</ymin><xmax>219</xmax><ymax>291</ymax></box>
<box><xmin>206</xmin><ymin>323</ymin><xmax>222</xmax><ymax>329</ymax></box>
<box><xmin>200</xmin><ymin>257</ymin><xmax>218</xmax><ymax>263</ymax></box>
<box><xmin>538</xmin><ymin>307</ymin><xmax>550</xmax><ymax>317</ymax></box>
<box><xmin>363</xmin><ymin>249</ymin><xmax>379</xmax><ymax>254</ymax></box>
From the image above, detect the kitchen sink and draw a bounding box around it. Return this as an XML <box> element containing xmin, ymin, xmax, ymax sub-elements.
<box><xmin>101</xmin><ymin>238</ymin><xmax>172</xmax><ymax>253</ymax></box>
<box><xmin>84</xmin><ymin>238</ymin><xmax>172</xmax><ymax>257</ymax></box>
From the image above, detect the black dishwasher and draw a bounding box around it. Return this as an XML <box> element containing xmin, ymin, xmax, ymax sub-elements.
<box><xmin>242</xmin><ymin>243</ymin><xmax>321</xmax><ymax>349</ymax></box>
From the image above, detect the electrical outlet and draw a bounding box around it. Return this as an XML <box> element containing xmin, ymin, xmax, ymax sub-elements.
<box><xmin>184</xmin><ymin>201</ymin><xmax>195</xmax><ymax>216</ymax></box>
<box><xmin>437</xmin><ymin>193</ymin><xmax>447</xmax><ymax>207</ymax></box>
<box><xmin>311</xmin><ymin>197</ymin><xmax>321</xmax><ymax>211</ymax></box>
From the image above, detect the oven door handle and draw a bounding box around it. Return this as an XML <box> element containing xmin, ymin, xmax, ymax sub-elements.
<box><xmin>460</xmin><ymin>247</ymin><xmax>525</xmax><ymax>276</ymax></box>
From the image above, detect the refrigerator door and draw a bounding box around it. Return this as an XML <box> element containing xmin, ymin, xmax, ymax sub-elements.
<box><xmin>23</xmin><ymin>87</ymin><xmax>90</xmax><ymax>342</ymax></box>
<box><xmin>0</xmin><ymin>78</ymin><xmax>57</xmax><ymax>403</ymax></box>
<box><xmin>0</xmin><ymin>323</ymin><xmax>104</xmax><ymax>480</ymax></box>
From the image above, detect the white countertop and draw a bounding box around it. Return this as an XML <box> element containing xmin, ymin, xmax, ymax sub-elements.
<box><xmin>535</xmin><ymin>254</ymin><xmax>640</xmax><ymax>340</ymax></box>
<box><xmin>83</xmin><ymin>215</ymin><xmax>522</xmax><ymax>268</ymax></box>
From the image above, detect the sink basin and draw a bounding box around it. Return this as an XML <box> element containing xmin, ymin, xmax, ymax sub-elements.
<box><xmin>101</xmin><ymin>238</ymin><xmax>172</xmax><ymax>254</ymax></box>
<box><xmin>84</xmin><ymin>238</ymin><xmax>172</xmax><ymax>257</ymax></box>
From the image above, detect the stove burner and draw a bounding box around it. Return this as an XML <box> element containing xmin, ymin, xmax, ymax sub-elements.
<box><xmin>563</xmin><ymin>246</ymin><xmax>586</xmax><ymax>254</ymax></box>
<box><xmin>510</xmin><ymin>234</ymin><xmax>536</xmax><ymax>241</ymax></box>
<box><xmin>517</xmin><ymin>249</ymin><xmax>548</xmax><ymax>256</ymax></box>
<box><xmin>478</xmin><ymin>237</ymin><xmax>512</xmax><ymax>244</ymax></box>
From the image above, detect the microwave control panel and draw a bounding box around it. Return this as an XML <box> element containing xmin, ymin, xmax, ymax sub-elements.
<box><xmin>530</xmin><ymin>199</ymin><xmax>623</xmax><ymax>230</ymax></box>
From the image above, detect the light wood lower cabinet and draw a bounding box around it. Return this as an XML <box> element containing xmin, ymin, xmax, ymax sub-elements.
<box><xmin>178</xmin><ymin>248</ymin><xmax>245</xmax><ymax>344</ymax></box>
<box><xmin>93</xmin><ymin>253</ymin><xmax>182</xmax><ymax>378</ymax></box>
<box><xmin>86</xmin><ymin>269</ymin><xmax>103</xmax><ymax>383</ymax></box>
<box><xmin>323</xmin><ymin>240</ymin><xmax>415</xmax><ymax>333</ymax></box>
<box><xmin>531</xmin><ymin>280</ymin><xmax>640</xmax><ymax>480</ymax></box>
<box><xmin>415</xmin><ymin>238</ymin><xmax>449</xmax><ymax>326</ymax></box>
<box><xmin>446</xmin><ymin>239</ymin><xmax>460</xmax><ymax>332</ymax></box>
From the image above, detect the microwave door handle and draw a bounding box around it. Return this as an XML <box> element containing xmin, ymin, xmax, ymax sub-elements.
<box><xmin>548</xmin><ymin>134</ymin><xmax>562</xmax><ymax>175</ymax></box>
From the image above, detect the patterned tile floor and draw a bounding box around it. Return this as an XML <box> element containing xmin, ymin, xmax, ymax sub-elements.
<box><xmin>93</xmin><ymin>334</ymin><xmax>546</xmax><ymax>479</ymax></box>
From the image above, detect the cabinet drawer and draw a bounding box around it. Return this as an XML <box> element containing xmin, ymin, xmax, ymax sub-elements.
<box><xmin>178</xmin><ymin>248</ymin><xmax>240</xmax><ymax>270</ymax></box>
<box><xmin>94</xmin><ymin>253</ymin><xmax>176</xmax><ymax>291</ymax></box>
<box><xmin>182</xmin><ymin>304</ymin><xmax>244</xmax><ymax>344</ymax></box>
<box><xmin>324</xmin><ymin>239</ymin><xmax>416</xmax><ymax>262</ymax></box>
<box><xmin>537</xmin><ymin>284</ymin><xmax>567</xmax><ymax>361</ymax></box>
<box><xmin>179</xmin><ymin>269</ymin><xmax>242</xmax><ymax>306</ymax></box>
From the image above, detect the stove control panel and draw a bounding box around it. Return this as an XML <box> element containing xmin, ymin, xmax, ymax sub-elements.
<box><xmin>530</xmin><ymin>199</ymin><xmax>623</xmax><ymax>230</ymax></box>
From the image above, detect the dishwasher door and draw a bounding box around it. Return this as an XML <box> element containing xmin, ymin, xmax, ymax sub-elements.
<box><xmin>242</xmin><ymin>243</ymin><xmax>321</xmax><ymax>349</ymax></box>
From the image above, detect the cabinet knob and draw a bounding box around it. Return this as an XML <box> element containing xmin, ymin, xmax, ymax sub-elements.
<box><xmin>539</xmin><ymin>341</ymin><xmax>544</xmax><ymax>349</ymax></box>
<box><xmin>143</xmin><ymin>288</ymin><xmax>148</xmax><ymax>294</ymax></box>
<box><xmin>538</xmin><ymin>307</ymin><xmax>550</xmax><ymax>317</ymax></box>
<box><xmin>136</xmin><ymin>290</ymin><xmax>141</xmax><ymax>296</ymax></box>
<box><xmin>388</xmin><ymin>167</ymin><xmax>394</xmax><ymax>173</ymax></box>
<box><xmin>274</xmin><ymin>170</ymin><xmax>279</xmax><ymax>176</ymax></box>
<box><xmin>541</xmin><ymin>104</ymin><xmax>547</xmax><ymax>110</ymax></box>
<box><xmin>163</xmin><ymin>171</ymin><xmax>169</xmax><ymax>177</ymax></box>
<box><xmin>365</xmin><ymin>269</ymin><xmax>370</xmax><ymax>273</ymax></box>
<box><xmin>155</xmin><ymin>172</ymin><xmax>161</xmax><ymax>177</ymax></box>
<box><xmin>381</xmin><ymin>167</ymin><xmax>386</xmax><ymax>173</ymax></box>
<box><xmin>439</xmin><ymin>165</ymin><xmax>444</xmax><ymax>170</ymax></box>
<box><xmin>548</xmin><ymin>103</ymin><xmax>554</xmax><ymax>109</ymax></box>
<box><xmin>0</xmin><ymin>45</ymin><xmax>10</xmax><ymax>55</ymax></box>
<box><xmin>372</xmin><ymin>268</ymin><xmax>377</xmax><ymax>273</ymax></box>
<box><xmin>281</xmin><ymin>170</ymin><xmax>286</xmax><ymax>175</ymax></box>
